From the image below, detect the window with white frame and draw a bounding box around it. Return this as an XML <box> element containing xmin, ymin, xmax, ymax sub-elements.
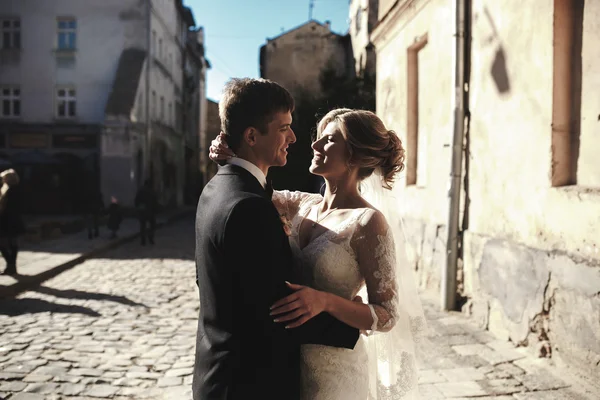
<box><xmin>1</xmin><ymin>18</ymin><xmax>21</xmax><ymax>49</ymax></box>
<box><xmin>56</xmin><ymin>87</ymin><xmax>76</xmax><ymax>118</ymax></box>
<box><xmin>0</xmin><ymin>86</ymin><xmax>21</xmax><ymax>118</ymax></box>
<box><xmin>57</xmin><ymin>18</ymin><xmax>76</xmax><ymax>50</ymax></box>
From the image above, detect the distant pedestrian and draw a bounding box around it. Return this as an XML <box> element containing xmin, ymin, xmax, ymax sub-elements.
<box><xmin>135</xmin><ymin>179</ymin><xmax>158</xmax><ymax>246</ymax></box>
<box><xmin>83</xmin><ymin>182</ymin><xmax>104</xmax><ymax>240</ymax></box>
<box><xmin>106</xmin><ymin>196</ymin><xmax>123</xmax><ymax>239</ymax></box>
<box><xmin>0</xmin><ymin>169</ymin><xmax>26</xmax><ymax>276</ymax></box>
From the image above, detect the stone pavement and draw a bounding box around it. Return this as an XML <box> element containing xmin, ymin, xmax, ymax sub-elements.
<box><xmin>0</xmin><ymin>208</ymin><xmax>193</xmax><ymax>299</ymax></box>
<box><xmin>0</xmin><ymin>219</ymin><xmax>597</xmax><ymax>399</ymax></box>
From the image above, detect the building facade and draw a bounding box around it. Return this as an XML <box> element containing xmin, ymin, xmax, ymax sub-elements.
<box><xmin>348</xmin><ymin>0</ymin><xmax>378</xmax><ymax>76</ymax></box>
<box><xmin>260</xmin><ymin>20</ymin><xmax>353</xmax><ymax>102</ymax></box>
<box><xmin>202</xmin><ymin>99</ymin><xmax>220</xmax><ymax>185</ymax></box>
<box><xmin>0</xmin><ymin>0</ymin><xmax>207</xmax><ymax>212</ymax></box>
<box><xmin>372</xmin><ymin>0</ymin><xmax>600</xmax><ymax>383</ymax></box>
<box><xmin>182</xmin><ymin>26</ymin><xmax>210</xmax><ymax>205</ymax></box>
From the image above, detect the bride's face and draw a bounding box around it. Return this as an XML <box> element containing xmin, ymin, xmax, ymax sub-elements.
<box><xmin>309</xmin><ymin>121</ymin><xmax>352</xmax><ymax>179</ymax></box>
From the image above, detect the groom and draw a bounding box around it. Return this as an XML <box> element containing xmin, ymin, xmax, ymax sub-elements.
<box><xmin>193</xmin><ymin>78</ymin><xmax>359</xmax><ymax>399</ymax></box>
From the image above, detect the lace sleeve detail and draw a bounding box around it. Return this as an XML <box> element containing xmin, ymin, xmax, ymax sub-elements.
<box><xmin>271</xmin><ymin>190</ymin><xmax>320</xmax><ymax>221</ymax></box>
<box><xmin>352</xmin><ymin>209</ymin><xmax>399</xmax><ymax>333</ymax></box>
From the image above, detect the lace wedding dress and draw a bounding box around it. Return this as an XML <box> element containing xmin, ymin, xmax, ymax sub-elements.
<box><xmin>273</xmin><ymin>190</ymin><xmax>423</xmax><ymax>400</ymax></box>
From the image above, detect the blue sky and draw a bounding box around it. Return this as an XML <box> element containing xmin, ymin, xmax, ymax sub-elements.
<box><xmin>185</xmin><ymin>0</ymin><xmax>351</xmax><ymax>101</ymax></box>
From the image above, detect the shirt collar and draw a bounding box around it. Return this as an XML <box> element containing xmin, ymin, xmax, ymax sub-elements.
<box><xmin>227</xmin><ymin>157</ymin><xmax>267</xmax><ymax>189</ymax></box>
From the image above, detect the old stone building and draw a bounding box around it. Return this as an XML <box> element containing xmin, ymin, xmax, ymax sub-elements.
<box><xmin>372</xmin><ymin>0</ymin><xmax>600</xmax><ymax>383</ymax></box>
<box><xmin>260</xmin><ymin>20</ymin><xmax>353</xmax><ymax>102</ymax></box>
<box><xmin>0</xmin><ymin>0</ymin><xmax>208</xmax><ymax>211</ymax></box>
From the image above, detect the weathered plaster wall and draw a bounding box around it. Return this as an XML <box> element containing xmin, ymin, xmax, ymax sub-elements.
<box><xmin>467</xmin><ymin>0</ymin><xmax>600</xmax><ymax>379</ymax></box>
<box><xmin>577</xmin><ymin>0</ymin><xmax>600</xmax><ymax>187</ymax></box>
<box><xmin>374</xmin><ymin>0</ymin><xmax>600</xmax><ymax>380</ymax></box>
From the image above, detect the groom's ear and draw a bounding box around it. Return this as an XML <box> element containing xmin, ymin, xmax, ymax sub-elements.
<box><xmin>243</xmin><ymin>127</ymin><xmax>259</xmax><ymax>147</ymax></box>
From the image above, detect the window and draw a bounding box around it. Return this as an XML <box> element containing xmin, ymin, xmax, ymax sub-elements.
<box><xmin>406</xmin><ymin>34</ymin><xmax>428</xmax><ymax>186</ymax></box>
<box><xmin>152</xmin><ymin>90</ymin><xmax>156</xmax><ymax>119</ymax></box>
<box><xmin>1</xmin><ymin>18</ymin><xmax>21</xmax><ymax>49</ymax></box>
<box><xmin>355</xmin><ymin>8</ymin><xmax>362</xmax><ymax>32</ymax></box>
<box><xmin>56</xmin><ymin>87</ymin><xmax>76</xmax><ymax>118</ymax></box>
<box><xmin>168</xmin><ymin>102</ymin><xmax>172</xmax><ymax>125</ymax></box>
<box><xmin>160</xmin><ymin>96</ymin><xmax>164</xmax><ymax>121</ymax></box>
<box><xmin>158</xmin><ymin>38</ymin><xmax>163</xmax><ymax>59</ymax></box>
<box><xmin>0</xmin><ymin>86</ymin><xmax>20</xmax><ymax>118</ymax></box>
<box><xmin>57</xmin><ymin>18</ymin><xmax>76</xmax><ymax>50</ymax></box>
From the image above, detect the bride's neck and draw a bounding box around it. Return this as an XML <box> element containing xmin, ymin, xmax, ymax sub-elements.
<box><xmin>321</xmin><ymin>177</ymin><xmax>360</xmax><ymax>210</ymax></box>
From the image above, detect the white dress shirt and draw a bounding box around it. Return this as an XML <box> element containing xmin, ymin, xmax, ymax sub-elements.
<box><xmin>227</xmin><ymin>157</ymin><xmax>267</xmax><ymax>189</ymax></box>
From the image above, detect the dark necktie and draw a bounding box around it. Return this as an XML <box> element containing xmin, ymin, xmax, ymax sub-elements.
<box><xmin>265</xmin><ymin>180</ymin><xmax>273</xmax><ymax>199</ymax></box>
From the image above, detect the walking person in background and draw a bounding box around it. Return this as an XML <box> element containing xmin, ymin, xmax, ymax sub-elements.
<box><xmin>106</xmin><ymin>196</ymin><xmax>123</xmax><ymax>239</ymax></box>
<box><xmin>135</xmin><ymin>180</ymin><xmax>157</xmax><ymax>246</ymax></box>
<box><xmin>0</xmin><ymin>169</ymin><xmax>26</xmax><ymax>276</ymax></box>
<box><xmin>83</xmin><ymin>182</ymin><xmax>104</xmax><ymax>240</ymax></box>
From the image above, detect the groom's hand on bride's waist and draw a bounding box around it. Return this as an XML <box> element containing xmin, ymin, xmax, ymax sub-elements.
<box><xmin>270</xmin><ymin>281</ymin><xmax>329</xmax><ymax>329</ymax></box>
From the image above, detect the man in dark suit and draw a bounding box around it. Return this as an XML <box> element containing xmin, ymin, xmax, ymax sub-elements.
<box><xmin>193</xmin><ymin>78</ymin><xmax>359</xmax><ymax>400</ymax></box>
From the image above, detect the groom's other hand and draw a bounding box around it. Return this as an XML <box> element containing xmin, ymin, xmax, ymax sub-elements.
<box><xmin>209</xmin><ymin>132</ymin><xmax>236</xmax><ymax>166</ymax></box>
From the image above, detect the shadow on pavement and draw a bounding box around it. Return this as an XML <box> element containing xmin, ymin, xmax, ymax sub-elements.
<box><xmin>0</xmin><ymin>297</ymin><xmax>102</xmax><ymax>316</ymax></box>
<box><xmin>18</xmin><ymin>215</ymin><xmax>196</xmax><ymax>261</ymax></box>
<box><xmin>33</xmin><ymin>285</ymin><xmax>149</xmax><ymax>308</ymax></box>
<box><xmin>90</xmin><ymin>220</ymin><xmax>195</xmax><ymax>261</ymax></box>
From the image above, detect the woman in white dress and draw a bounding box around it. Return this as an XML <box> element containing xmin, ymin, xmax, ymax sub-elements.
<box><xmin>211</xmin><ymin>108</ymin><xmax>425</xmax><ymax>399</ymax></box>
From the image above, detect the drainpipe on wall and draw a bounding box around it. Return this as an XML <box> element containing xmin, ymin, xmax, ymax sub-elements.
<box><xmin>443</xmin><ymin>0</ymin><xmax>471</xmax><ymax>311</ymax></box>
<box><xmin>145</xmin><ymin>0</ymin><xmax>152</xmax><ymax>183</ymax></box>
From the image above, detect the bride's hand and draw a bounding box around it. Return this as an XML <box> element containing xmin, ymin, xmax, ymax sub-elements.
<box><xmin>270</xmin><ymin>282</ymin><xmax>328</xmax><ymax>328</ymax></box>
<box><xmin>209</xmin><ymin>132</ymin><xmax>236</xmax><ymax>165</ymax></box>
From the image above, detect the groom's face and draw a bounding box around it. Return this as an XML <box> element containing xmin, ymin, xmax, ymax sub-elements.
<box><xmin>254</xmin><ymin>111</ymin><xmax>296</xmax><ymax>168</ymax></box>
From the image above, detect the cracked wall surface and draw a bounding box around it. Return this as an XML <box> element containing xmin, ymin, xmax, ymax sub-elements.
<box><xmin>463</xmin><ymin>233</ymin><xmax>600</xmax><ymax>380</ymax></box>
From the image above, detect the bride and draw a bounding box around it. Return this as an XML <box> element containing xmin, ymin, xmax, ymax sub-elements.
<box><xmin>211</xmin><ymin>108</ymin><xmax>426</xmax><ymax>399</ymax></box>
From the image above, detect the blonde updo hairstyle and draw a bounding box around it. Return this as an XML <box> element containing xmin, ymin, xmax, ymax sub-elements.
<box><xmin>316</xmin><ymin>109</ymin><xmax>405</xmax><ymax>190</ymax></box>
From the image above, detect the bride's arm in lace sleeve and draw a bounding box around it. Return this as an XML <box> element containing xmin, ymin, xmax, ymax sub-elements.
<box><xmin>353</xmin><ymin>210</ymin><xmax>399</xmax><ymax>332</ymax></box>
<box><xmin>320</xmin><ymin>210</ymin><xmax>398</xmax><ymax>332</ymax></box>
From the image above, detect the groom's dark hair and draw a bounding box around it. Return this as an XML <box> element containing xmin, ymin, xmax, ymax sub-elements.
<box><xmin>219</xmin><ymin>78</ymin><xmax>295</xmax><ymax>152</ymax></box>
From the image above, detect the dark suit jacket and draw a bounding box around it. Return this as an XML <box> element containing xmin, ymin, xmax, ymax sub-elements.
<box><xmin>193</xmin><ymin>164</ymin><xmax>359</xmax><ymax>400</ymax></box>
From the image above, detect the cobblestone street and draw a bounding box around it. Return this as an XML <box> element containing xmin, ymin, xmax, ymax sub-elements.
<box><xmin>0</xmin><ymin>219</ymin><xmax>596</xmax><ymax>399</ymax></box>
